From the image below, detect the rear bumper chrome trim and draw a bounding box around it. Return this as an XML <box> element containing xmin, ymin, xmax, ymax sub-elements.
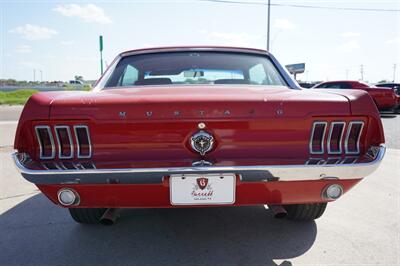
<box><xmin>13</xmin><ymin>145</ymin><xmax>385</xmax><ymax>185</ymax></box>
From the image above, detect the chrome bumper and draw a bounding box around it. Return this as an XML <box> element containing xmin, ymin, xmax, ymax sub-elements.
<box><xmin>13</xmin><ymin>145</ymin><xmax>385</xmax><ymax>185</ymax></box>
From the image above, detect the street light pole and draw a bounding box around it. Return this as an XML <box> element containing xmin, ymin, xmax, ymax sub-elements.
<box><xmin>267</xmin><ymin>0</ymin><xmax>271</xmax><ymax>52</ymax></box>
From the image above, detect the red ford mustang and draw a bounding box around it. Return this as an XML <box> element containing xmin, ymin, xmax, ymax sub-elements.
<box><xmin>13</xmin><ymin>47</ymin><xmax>385</xmax><ymax>225</ymax></box>
<box><xmin>313</xmin><ymin>80</ymin><xmax>399</xmax><ymax>112</ymax></box>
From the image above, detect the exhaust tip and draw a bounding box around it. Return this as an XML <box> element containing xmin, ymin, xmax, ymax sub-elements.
<box><xmin>266</xmin><ymin>204</ymin><xmax>288</xmax><ymax>219</ymax></box>
<box><xmin>100</xmin><ymin>218</ymin><xmax>115</xmax><ymax>226</ymax></box>
<box><xmin>274</xmin><ymin>211</ymin><xmax>287</xmax><ymax>219</ymax></box>
<box><xmin>100</xmin><ymin>208</ymin><xmax>119</xmax><ymax>226</ymax></box>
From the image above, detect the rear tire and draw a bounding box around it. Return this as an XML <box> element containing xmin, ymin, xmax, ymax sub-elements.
<box><xmin>284</xmin><ymin>203</ymin><xmax>327</xmax><ymax>221</ymax></box>
<box><xmin>68</xmin><ymin>208</ymin><xmax>107</xmax><ymax>224</ymax></box>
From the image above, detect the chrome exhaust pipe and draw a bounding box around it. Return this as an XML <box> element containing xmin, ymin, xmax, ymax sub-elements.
<box><xmin>267</xmin><ymin>204</ymin><xmax>287</xmax><ymax>219</ymax></box>
<box><xmin>100</xmin><ymin>208</ymin><xmax>120</xmax><ymax>225</ymax></box>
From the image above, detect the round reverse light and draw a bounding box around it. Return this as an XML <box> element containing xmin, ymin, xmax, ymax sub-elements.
<box><xmin>324</xmin><ymin>184</ymin><xmax>343</xmax><ymax>200</ymax></box>
<box><xmin>57</xmin><ymin>188</ymin><xmax>79</xmax><ymax>206</ymax></box>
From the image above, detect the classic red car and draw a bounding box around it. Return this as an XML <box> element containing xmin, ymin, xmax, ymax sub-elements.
<box><xmin>13</xmin><ymin>47</ymin><xmax>385</xmax><ymax>225</ymax></box>
<box><xmin>313</xmin><ymin>80</ymin><xmax>399</xmax><ymax>111</ymax></box>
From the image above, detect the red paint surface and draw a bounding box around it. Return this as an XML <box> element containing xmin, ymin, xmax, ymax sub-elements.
<box><xmin>13</xmin><ymin>48</ymin><xmax>385</xmax><ymax>208</ymax></box>
<box><xmin>315</xmin><ymin>80</ymin><xmax>398</xmax><ymax>110</ymax></box>
<box><xmin>15</xmin><ymin>86</ymin><xmax>384</xmax><ymax>163</ymax></box>
<box><xmin>38</xmin><ymin>179</ymin><xmax>361</xmax><ymax>208</ymax></box>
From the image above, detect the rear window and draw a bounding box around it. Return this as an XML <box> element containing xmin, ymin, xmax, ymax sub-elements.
<box><xmin>104</xmin><ymin>52</ymin><xmax>287</xmax><ymax>88</ymax></box>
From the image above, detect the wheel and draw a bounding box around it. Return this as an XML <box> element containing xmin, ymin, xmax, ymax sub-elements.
<box><xmin>68</xmin><ymin>208</ymin><xmax>107</xmax><ymax>224</ymax></box>
<box><xmin>283</xmin><ymin>203</ymin><xmax>327</xmax><ymax>221</ymax></box>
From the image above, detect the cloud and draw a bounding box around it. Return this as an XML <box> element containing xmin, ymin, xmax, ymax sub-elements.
<box><xmin>60</xmin><ymin>40</ymin><xmax>75</xmax><ymax>46</ymax></box>
<box><xmin>338</xmin><ymin>40</ymin><xmax>360</xmax><ymax>52</ymax></box>
<box><xmin>15</xmin><ymin>44</ymin><xmax>32</xmax><ymax>53</ymax></box>
<box><xmin>199</xmin><ymin>30</ymin><xmax>263</xmax><ymax>47</ymax></box>
<box><xmin>54</xmin><ymin>4</ymin><xmax>112</xmax><ymax>24</ymax></box>
<box><xmin>273</xmin><ymin>19</ymin><xmax>296</xmax><ymax>30</ymax></box>
<box><xmin>9</xmin><ymin>24</ymin><xmax>58</xmax><ymax>40</ymax></box>
<box><xmin>18</xmin><ymin>61</ymin><xmax>42</xmax><ymax>69</ymax></box>
<box><xmin>342</xmin><ymin>32</ymin><xmax>360</xmax><ymax>38</ymax></box>
<box><xmin>385</xmin><ymin>37</ymin><xmax>400</xmax><ymax>44</ymax></box>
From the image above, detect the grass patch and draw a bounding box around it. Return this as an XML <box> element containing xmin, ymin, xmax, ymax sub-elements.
<box><xmin>0</xmin><ymin>89</ymin><xmax>39</xmax><ymax>105</ymax></box>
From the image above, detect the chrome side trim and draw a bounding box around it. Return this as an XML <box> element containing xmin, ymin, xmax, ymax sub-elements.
<box><xmin>305</xmin><ymin>158</ymin><xmax>323</xmax><ymax>165</ymax></box>
<box><xmin>341</xmin><ymin>157</ymin><xmax>358</xmax><ymax>164</ymax></box>
<box><xmin>74</xmin><ymin>125</ymin><xmax>92</xmax><ymax>159</ymax></box>
<box><xmin>327</xmin><ymin>122</ymin><xmax>346</xmax><ymax>154</ymax></box>
<box><xmin>35</xmin><ymin>126</ymin><xmax>55</xmax><ymax>160</ymax></box>
<box><xmin>12</xmin><ymin>145</ymin><xmax>385</xmax><ymax>185</ymax></box>
<box><xmin>309</xmin><ymin>121</ymin><xmax>327</xmax><ymax>154</ymax></box>
<box><xmin>325</xmin><ymin>157</ymin><xmax>341</xmax><ymax>165</ymax></box>
<box><xmin>345</xmin><ymin>121</ymin><xmax>364</xmax><ymax>155</ymax></box>
<box><xmin>55</xmin><ymin>126</ymin><xmax>74</xmax><ymax>159</ymax></box>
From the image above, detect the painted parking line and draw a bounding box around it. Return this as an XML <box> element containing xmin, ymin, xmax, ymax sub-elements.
<box><xmin>0</xmin><ymin>121</ymin><xmax>18</xmax><ymax>125</ymax></box>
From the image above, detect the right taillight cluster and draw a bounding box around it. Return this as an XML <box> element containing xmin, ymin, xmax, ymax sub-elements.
<box><xmin>35</xmin><ymin>125</ymin><xmax>91</xmax><ymax>160</ymax></box>
<box><xmin>310</xmin><ymin>121</ymin><xmax>364</xmax><ymax>155</ymax></box>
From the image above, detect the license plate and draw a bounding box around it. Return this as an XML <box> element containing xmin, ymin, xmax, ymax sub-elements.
<box><xmin>170</xmin><ymin>174</ymin><xmax>236</xmax><ymax>205</ymax></box>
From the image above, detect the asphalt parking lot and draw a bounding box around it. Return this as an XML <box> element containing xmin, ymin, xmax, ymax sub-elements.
<box><xmin>0</xmin><ymin>106</ymin><xmax>399</xmax><ymax>266</ymax></box>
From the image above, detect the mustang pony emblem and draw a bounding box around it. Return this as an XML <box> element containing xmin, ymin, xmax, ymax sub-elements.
<box><xmin>190</xmin><ymin>131</ymin><xmax>214</xmax><ymax>156</ymax></box>
<box><xmin>196</xmin><ymin>177</ymin><xmax>208</xmax><ymax>190</ymax></box>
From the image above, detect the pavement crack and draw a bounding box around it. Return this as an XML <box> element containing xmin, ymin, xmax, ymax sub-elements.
<box><xmin>0</xmin><ymin>190</ymin><xmax>40</xmax><ymax>201</ymax></box>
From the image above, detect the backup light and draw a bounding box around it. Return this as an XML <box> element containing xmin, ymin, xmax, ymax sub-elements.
<box><xmin>57</xmin><ymin>188</ymin><xmax>79</xmax><ymax>206</ymax></box>
<box><xmin>323</xmin><ymin>184</ymin><xmax>343</xmax><ymax>200</ymax></box>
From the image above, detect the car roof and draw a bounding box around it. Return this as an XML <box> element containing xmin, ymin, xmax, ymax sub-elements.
<box><xmin>319</xmin><ymin>80</ymin><xmax>360</xmax><ymax>84</ymax></box>
<box><xmin>119</xmin><ymin>46</ymin><xmax>269</xmax><ymax>57</ymax></box>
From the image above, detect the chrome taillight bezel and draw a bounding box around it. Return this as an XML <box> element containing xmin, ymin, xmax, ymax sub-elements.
<box><xmin>309</xmin><ymin>121</ymin><xmax>327</xmax><ymax>154</ymax></box>
<box><xmin>55</xmin><ymin>125</ymin><xmax>74</xmax><ymax>159</ymax></box>
<box><xmin>74</xmin><ymin>125</ymin><xmax>92</xmax><ymax>159</ymax></box>
<box><xmin>327</xmin><ymin>122</ymin><xmax>346</xmax><ymax>155</ymax></box>
<box><xmin>35</xmin><ymin>125</ymin><xmax>56</xmax><ymax>160</ymax></box>
<box><xmin>344</xmin><ymin>121</ymin><xmax>364</xmax><ymax>155</ymax></box>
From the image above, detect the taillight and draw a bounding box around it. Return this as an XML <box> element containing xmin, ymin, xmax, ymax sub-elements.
<box><xmin>310</xmin><ymin>120</ymin><xmax>364</xmax><ymax>156</ymax></box>
<box><xmin>35</xmin><ymin>124</ymin><xmax>92</xmax><ymax>160</ymax></box>
<box><xmin>327</xmin><ymin>122</ymin><xmax>345</xmax><ymax>154</ymax></box>
<box><xmin>74</xmin><ymin>125</ymin><xmax>92</xmax><ymax>158</ymax></box>
<box><xmin>35</xmin><ymin>126</ymin><xmax>55</xmax><ymax>159</ymax></box>
<box><xmin>55</xmin><ymin>126</ymin><xmax>73</xmax><ymax>159</ymax></box>
<box><xmin>310</xmin><ymin>122</ymin><xmax>327</xmax><ymax>154</ymax></box>
<box><xmin>345</xmin><ymin>121</ymin><xmax>364</xmax><ymax>154</ymax></box>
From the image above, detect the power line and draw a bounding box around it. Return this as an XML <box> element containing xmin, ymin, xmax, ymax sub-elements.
<box><xmin>199</xmin><ymin>0</ymin><xmax>400</xmax><ymax>12</ymax></box>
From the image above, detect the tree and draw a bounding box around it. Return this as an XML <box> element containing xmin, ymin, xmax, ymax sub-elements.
<box><xmin>74</xmin><ymin>75</ymin><xmax>83</xmax><ymax>82</ymax></box>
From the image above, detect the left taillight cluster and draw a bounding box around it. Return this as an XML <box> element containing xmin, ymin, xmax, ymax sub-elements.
<box><xmin>35</xmin><ymin>125</ymin><xmax>91</xmax><ymax>160</ymax></box>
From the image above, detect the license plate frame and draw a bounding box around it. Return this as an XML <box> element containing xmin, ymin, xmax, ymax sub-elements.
<box><xmin>170</xmin><ymin>173</ymin><xmax>236</xmax><ymax>205</ymax></box>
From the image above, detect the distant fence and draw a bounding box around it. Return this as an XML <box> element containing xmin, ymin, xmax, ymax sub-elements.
<box><xmin>0</xmin><ymin>85</ymin><xmax>87</xmax><ymax>92</ymax></box>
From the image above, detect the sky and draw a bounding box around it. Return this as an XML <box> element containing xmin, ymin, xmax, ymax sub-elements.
<box><xmin>0</xmin><ymin>0</ymin><xmax>399</xmax><ymax>83</ymax></box>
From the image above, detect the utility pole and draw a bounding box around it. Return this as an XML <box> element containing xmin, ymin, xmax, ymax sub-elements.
<box><xmin>99</xmin><ymin>35</ymin><xmax>104</xmax><ymax>75</ymax></box>
<box><xmin>266</xmin><ymin>0</ymin><xmax>271</xmax><ymax>52</ymax></box>
<box><xmin>393</xmin><ymin>64</ymin><xmax>397</xmax><ymax>82</ymax></box>
<box><xmin>360</xmin><ymin>64</ymin><xmax>364</xmax><ymax>81</ymax></box>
